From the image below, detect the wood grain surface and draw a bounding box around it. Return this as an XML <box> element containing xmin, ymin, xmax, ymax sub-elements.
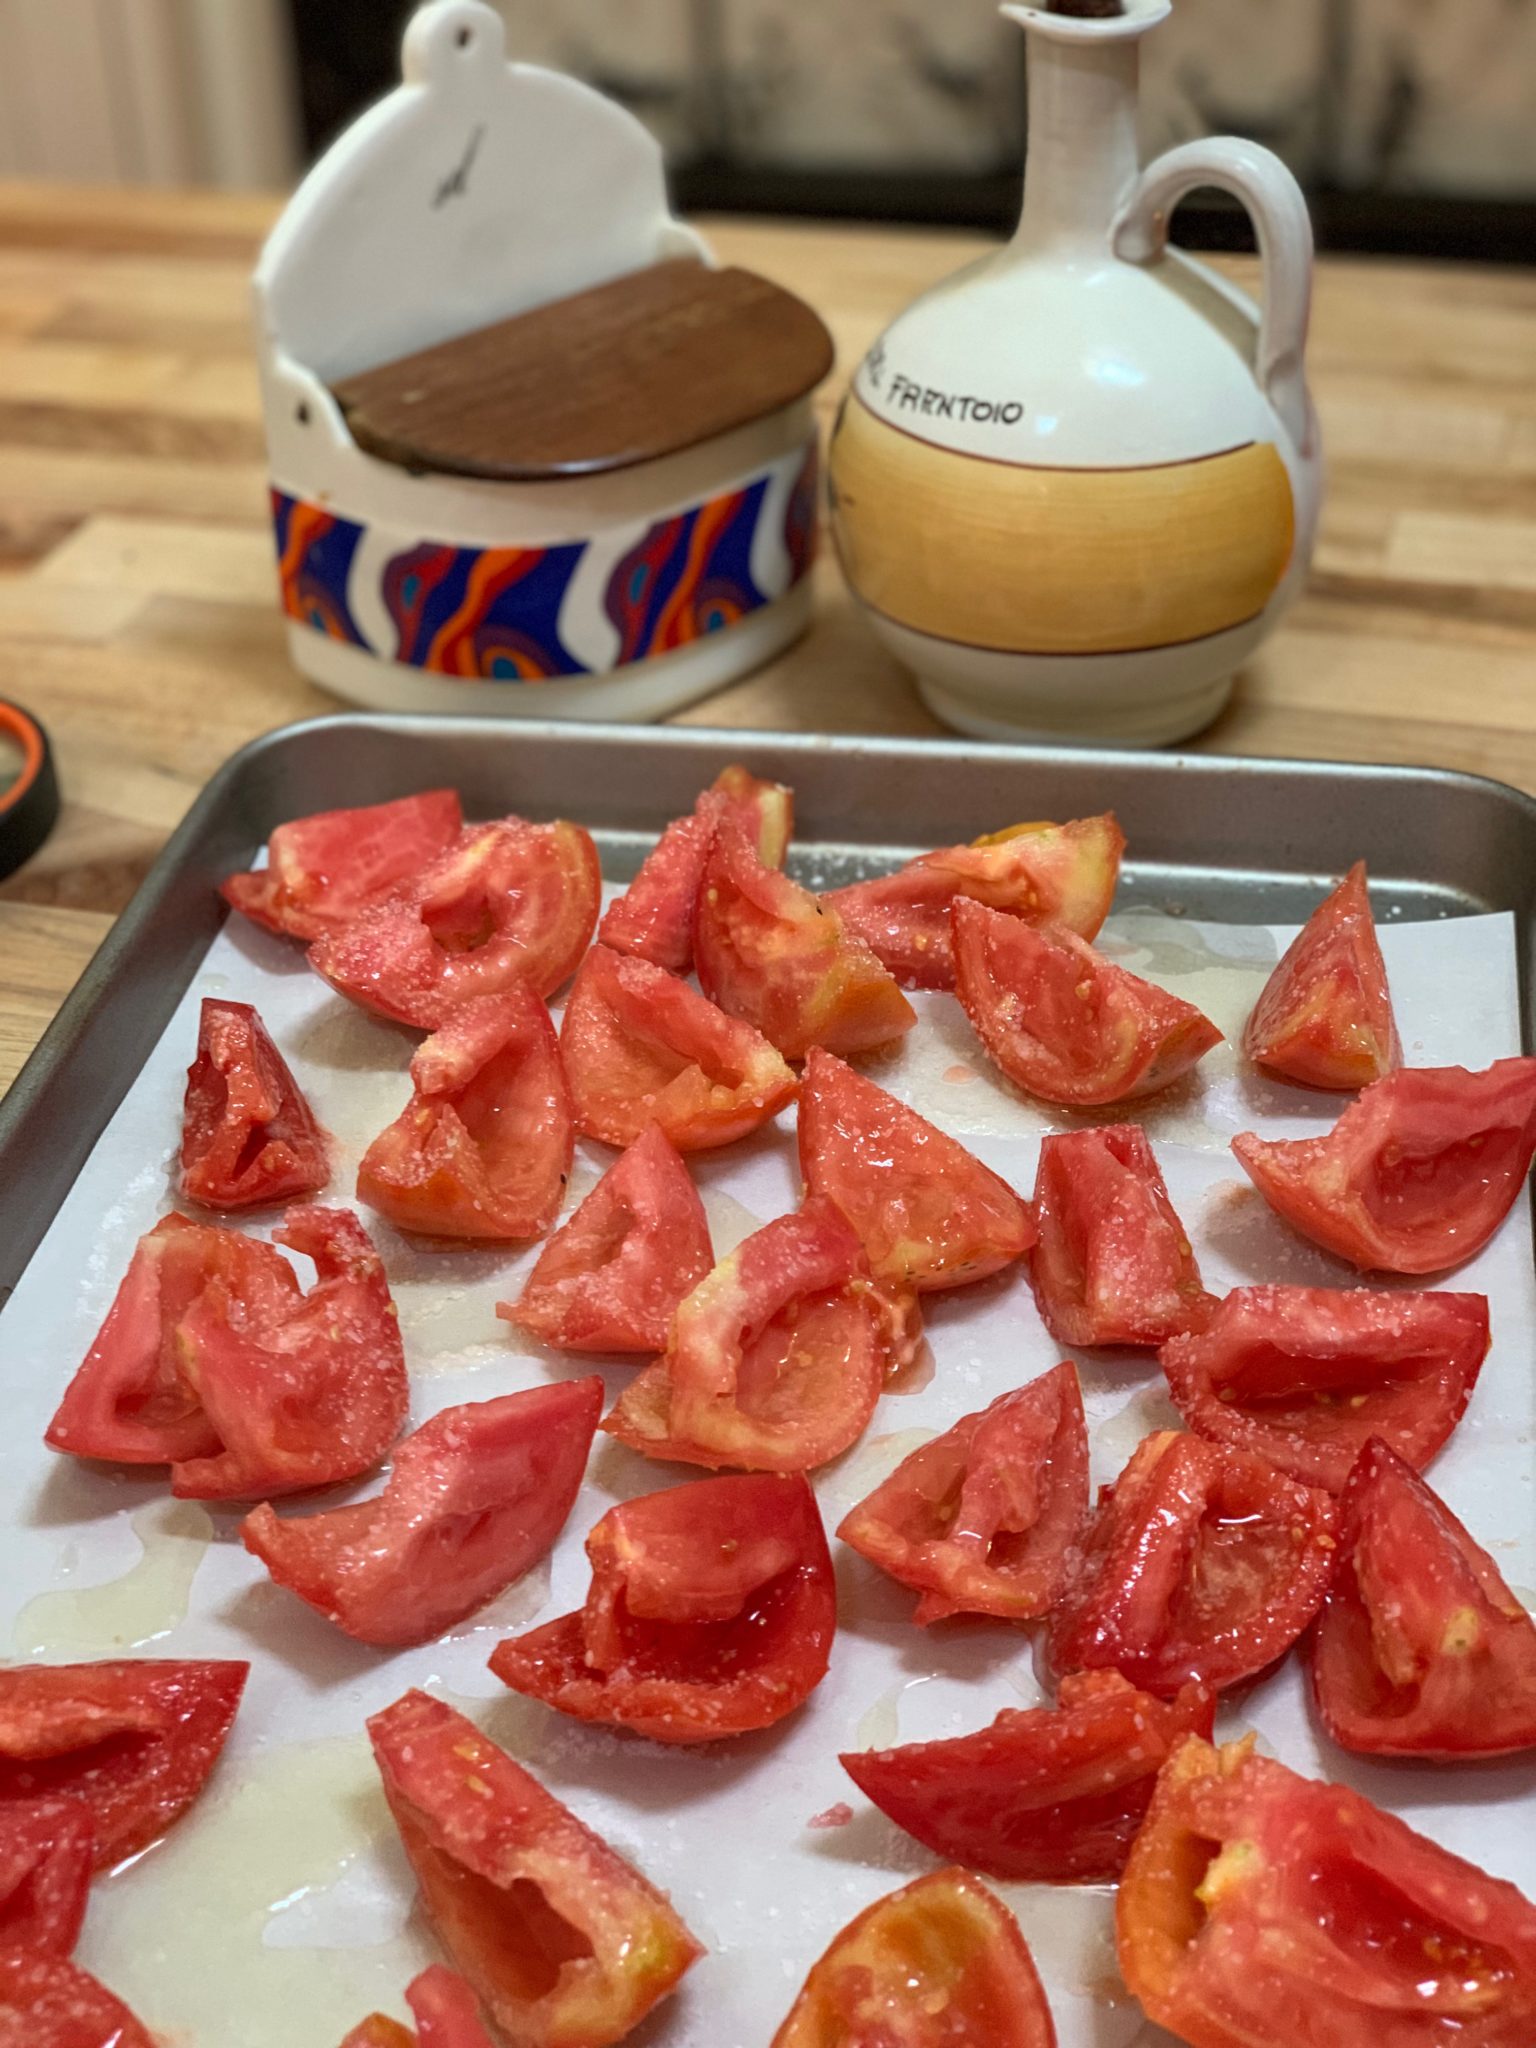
<box><xmin>0</xmin><ymin>180</ymin><xmax>1533</xmax><ymax>1090</ymax></box>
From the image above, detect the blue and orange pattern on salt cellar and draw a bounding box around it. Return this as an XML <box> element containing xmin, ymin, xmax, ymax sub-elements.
<box><xmin>271</xmin><ymin>440</ymin><xmax>817</xmax><ymax>682</ymax></box>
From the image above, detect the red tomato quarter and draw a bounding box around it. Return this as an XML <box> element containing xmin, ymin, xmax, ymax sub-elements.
<box><xmin>770</xmin><ymin>1868</ymin><xmax>1057</xmax><ymax>2048</ymax></box>
<box><xmin>798</xmin><ymin>1047</ymin><xmax>1033</xmax><ymax>1291</ymax></box>
<box><xmin>221</xmin><ymin>790</ymin><xmax>463</xmax><ymax>943</ymax></box>
<box><xmin>695</xmin><ymin>824</ymin><xmax>916</xmax><ymax>1060</ymax></box>
<box><xmin>501</xmin><ymin>1124</ymin><xmax>713</xmax><ymax>1353</ymax></box>
<box><xmin>1029</xmin><ymin>1125</ymin><xmax>1213</xmax><ymax>1347</ymax></box>
<box><xmin>242</xmin><ymin>1379</ymin><xmax>602</xmax><ymax>1647</ymax></box>
<box><xmin>1046</xmin><ymin>1430</ymin><xmax>1338</xmax><ymax>1697</ymax></box>
<box><xmin>825</xmin><ymin>812</ymin><xmax>1125</xmax><ymax>991</ymax></box>
<box><xmin>0</xmin><ymin>1798</ymin><xmax>94</xmax><ymax>1956</ymax></box>
<box><xmin>357</xmin><ymin>987</ymin><xmax>573</xmax><ymax>1241</ymax></box>
<box><xmin>368</xmin><ymin>1690</ymin><xmax>703</xmax><ymax>2048</ymax></box>
<box><xmin>599</xmin><ymin>764</ymin><xmax>792</xmax><ymax>973</ymax></box>
<box><xmin>310</xmin><ymin>815</ymin><xmax>600</xmax><ymax>1025</ymax></box>
<box><xmin>1161</xmin><ymin>1286</ymin><xmax>1489</xmax><ymax>1491</ymax></box>
<box><xmin>842</xmin><ymin>1670</ymin><xmax>1214</xmax><ymax>1883</ymax></box>
<box><xmin>1232</xmin><ymin>1059</ymin><xmax>1536</xmax><ymax>1274</ymax></box>
<box><xmin>837</xmin><ymin>1364</ymin><xmax>1088</xmax><ymax>1624</ymax></box>
<box><xmin>1312</xmin><ymin>1438</ymin><xmax>1536</xmax><ymax>1759</ymax></box>
<box><xmin>0</xmin><ymin>1659</ymin><xmax>247</xmax><ymax>1870</ymax></box>
<box><xmin>0</xmin><ymin>1952</ymin><xmax>155</xmax><ymax>2048</ymax></box>
<box><xmin>489</xmin><ymin>1473</ymin><xmax>835</xmax><ymax>1743</ymax></box>
<box><xmin>1117</xmin><ymin>1735</ymin><xmax>1536</xmax><ymax>2048</ymax></box>
<box><xmin>560</xmin><ymin>945</ymin><xmax>797</xmax><ymax>1152</ymax></box>
<box><xmin>953</xmin><ymin>900</ymin><xmax>1221</xmax><ymax>1107</ymax></box>
<box><xmin>1244</xmin><ymin>862</ymin><xmax>1401</xmax><ymax>1090</ymax></box>
<box><xmin>602</xmin><ymin>1198</ymin><xmax>886</xmax><ymax>1472</ymax></box>
<box><xmin>180</xmin><ymin>996</ymin><xmax>328</xmax><ymax>1210</ymax></box>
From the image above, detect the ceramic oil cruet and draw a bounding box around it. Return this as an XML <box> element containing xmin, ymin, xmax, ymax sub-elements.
<box><xmin>829</xmin><ymin>0</ymin><xmax>1322</xmax><ymax>746</ymax></box>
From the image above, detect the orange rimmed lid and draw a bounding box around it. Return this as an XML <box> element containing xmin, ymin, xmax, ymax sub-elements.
<box><xmin>0</xmin><ymin>702</ymin><xmax>59</xmax><ymax>878</ymax></box>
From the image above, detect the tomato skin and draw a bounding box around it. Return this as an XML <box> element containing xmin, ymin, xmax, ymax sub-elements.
<box><xmin>242</xmin><ymin>1379</ymin><xmax>602</xmax><ymax>1647</ymax></box>
<box><xmin>1161</xmin><ymin>1286</ymin><xmax>1489</xmax><ymax>1492</ymax></box>
<box><xmin>180</xmin><ymin>997</ymin><xmax>329</xmax><ymax>1209</ymax></box>
<box><xmin>1244</xmin><ymin>862</ymin><xmax>1401</xmax><ymax>1090</ymax></box>
<box><xmin>1118</xmin><ymin>1735</ymin><xmax>1536</xmax><ymax>2048</ymax></box>
<box><xmin>842</xmin><ymin>1670</ymin><xmax>1214</xmax><ymax>1883</ymax></box>
<box><xmin>405</xmin><ymin>1966</ymin><xmax>499</xmax><ymax>2047</ymax></box>
<box><xmin>599</xmin><ymin>765</ymin><xmax>792</xmax><ymax>973</ymax></box>
<box><xmin>1047</xmin><ymin>1430</ymin><xmax>1338</xmax><ymax>1697</ymax></box>
<box><xmin>501</xmin><ymin>1124</ymin><xmax>713</xmax><ymax>1353</ymax></box>
<box><xmin>0</xmin><ymin>1951</ymin><xmax>156</xmax><ymax>2048</ymax></box>
<box><xmin>490</xmin><ymin>1473</ymin><xmax>836</xmax><ymax>1743</ymax></box>
<box><xmin>560</xmin><ymin>945</ymin><xmax>797</xmax><ymax>1153</ymax></box>
<box><xmin>0</xmin><ymin>1797</ymin><xmax>94</xmax><ymax>1956</ymax></box>
<box><xmin>358</xmin><ymin>987</ymin><xmax>573</xmax><ymax>1241</ymax></box>
<box><xmin>309</xmin><ymin>816</ymin><xmax>600</xmax><ymax>1025</ymax></box>
<box><xmin>1232</xmin><ymin>1058</ymin><xmax>1536</xmax><ymax>1274</ymax></box>
<box><xmin>368</xmin><ymin>1690</ymin><xmax>703</xmax><ymax>2048</ymax></box>
<box><xmin>1312</xmin><ymin>1438</ymin><xmax>1536</xmax><ymax>1758</ymax></box>
<box><xmin>221</xmin><ymin>790</ymin><xmax>463</xmax><ymax>943</ymax></box>
<box><xmin>0</xmin><ymin>1659</ymin><xmax>247</xmax><ymax>1870</ymax></box>
<box><xmin>952</xmin><ymin>900</ymin><xmax>1222</xmax><ymax>1107</ymax></box>
<box><xmin>837</xmin><ymin>1364</ymin><xmax>1088</xmax><ymax>1623</ymax></box>
<box><xmin>770</xmin><ymin>1867</ymin><xmax>1057</xmax><ymax>2048</ymax></box>
<box><xmin>602</xmin><ymin>1197</ymin><xmax>887</xmax><ymax>1473</ymax></box>
<box><xmin>695</xmin><ymin>825</ymin><xmax>917</xmax><ymax>1060</ymax></box>
<box><xmin>339</xmin><ymin>2020</ymin><xmax>415</xmax><ymax>2048</ymax></box>
<box><xmin>1029</xmin><ymin>1125</ymin><xmax>1213</xmax><ymax>1348</ymax></box>
<box><xmin>826</xmin><ymin>813</ymin><xmax>1125</xmax><ymax>991</ymax></box>
<box><xmin>798</xmin><ymin>1048</ymin><xmax>1033</xmax><ymax>1291</ymax></box>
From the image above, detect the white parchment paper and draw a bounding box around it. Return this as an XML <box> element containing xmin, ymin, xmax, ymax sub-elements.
<box><xmin>2</xmin><ymin>898</ymin><xmax>1531</xmax><ymax>2048</ymax></box>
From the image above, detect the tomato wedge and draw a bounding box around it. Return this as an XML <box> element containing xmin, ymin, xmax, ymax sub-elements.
<box><xmin>560</xmin><ymin>945</ymin><xmax>797</xmax><ymax>1153</ymax></box>
<box><xmin>179</xmin><ymin>997</ymin><xmax>328</xmax><ymax>1210</ymax></box>
<box><xmin>0</xmin><ymin>1798</ymin><xmax>94</xmax><ymax>1956</ymax></box>
<box><xmin>489</xmin><ymin>1473</ymin><xmax>835</xmax><ymax>1743</ymax></box>
<box><xmin>242</xmin><ymin>1379</ymin><xmax>602</xmax><ymax>1647</ymax></box>
<box><xmin>837</xmin><ymin>1364</ymin><xmax>1087</xmax><ymax>1623</ymax></box>
<box><xmin>1161</xmin><ymin>1286</ymin><xmax>1489</xmax><ymax>1491</ymax></box>
<box><xmin>310</xmin><ymin>816</ymin><xmax>600</xmax><ymax>1025</ymax></box>
<box><xmin>695</xmin><ymin>824</ymin><xmax>916</xmax><ymax>1060</ymax></box>
<box><xmin>0</xmin><ymin>1952</ymin><xmax>156</xmax><ymax>2048</ymax></box>
<box><xmin>1244</xmin><ymin>862</ymin><xmax>1401</xmax><ymax>1090</ymax></box>
<box><xmin>798</xmin><ymin>1048</ymin><xmax>1033</xmax><ymax>1291</ymax></box>
<box><xmin>952</xmin><ymin>900</ymin><xmax>1221</xmax><ymax>1107</ymax></box>
<box><xmin>0</xmin><ymin>1660</ymin><xmax>247</xmax><ymax>1870</ymax></box>
<box><xmin>842</xmin><ymin>1670</ymin><xmax>1214</xmax><ymax>1883</ymax></box>
<box><xmin>339</xmin><ymin>1968</ymin><xmax>497</xmax><ymax>2048</ymax></box>
<box><xmin>770</xmin><ymin>1868</ymin><xmax>1057</xmax><ymax>2048</ymax></box>
<box><xmin>599</xmin><ymin>764</ymin><xmax>792</xmax><ymax>973</ymax></box>
<box><xmin>357</xmin><ymin>987</ymin><xmax>573</xmax><ymax>1241</ymax></box>
<box><xmin>368</xmin><ymin>1690</ymin><xmax>703</xmax><ymax>2047</ymax></box>
<box><xmin>221</xmin><ymin>790</ymin><xmax>463</xmax><ymax>944</ymax></box>
<box><xmin>341</xmin><ymin>2022</ymin><xmax>414</xmax><ymax>2048</ymax></box>
<box><xmin>1046</xmin><ymin>1430</ymin><xmax>1338</xmax><ymax>1697</ymax></box>
<box><xmin>1029</xmin><ymin>1124</ymin><xmax>1213</xmax><ymax>1347</ymax></box>
<box><xmin>825</xmin><ymin>813</ymin><xmax>1125</xmax><ymax>991</ymax></box>
<box><xmin>501</xmin><ymin>1125</ymin><xmax>713</xmax><ymax>1353</ymax></box>
<box><xmin>1233</xmin><ymin>1058</ymin><xmax>1536</xmax><ymax>1274</ymax></box>
<box><xmin>1311</xmin><ymin>1438</ymin><xmax>1536</xmax><ymax>1759</ymax></box>
<box><xmin>1118</xmin><ymin>1735</ymin><xmax>1536</xmax><ymax>2048</ymax></box>
<box><xmin>602</xmin><ymin>1198</ymin><xmax>886</xmax><ymax>1472</ymax></box>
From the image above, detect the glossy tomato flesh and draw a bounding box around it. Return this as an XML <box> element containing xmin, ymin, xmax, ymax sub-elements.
<box><xmin>0</xmin><ymin>1797</ymin><xmax>94</xmax><ymax>1955</ymax></box>
<box><xmin>0</xmin><ymin>1951</ymin><xmax>156</xmax><ymax>2048</ymax></box>
<box><xmin>952</xmin><ymin>900</ymin><xmax>1221</xmax><ymax>1107</ymax></box>
<box><xmin>242</xmin><ymin>1379</ymin><xmax>602</xmax><ymax>1648</ymax></box>
<box><xmin>1161</xmin><ymin>1285</ymin><xmax>1489</xmax><ymax>1491</ymax></box>
<box><xmin>221</xmin><ymin>790</ymin><xmax>463</xmax><ymax>943</ymax></box>
<box><xmin>1243</xmin><ymin>862</ymin><xmax>1401</xmax><ymax>1090</ymax></box>
<box><xmin>179</xmin><ymin>996</ymin><xmax>328</xmax><ymax>1209</ymax></box>
<box><xmin>490</xmin><ymin>1473</ymin><xmax>836</xmax><ymax>1743</ymax></box>
<box><xmin>559</xmin><ymin>945</ymin><xmax>796</xmax><ymax>1152</ymax></box>
<box><xmin>837</xmin><ymin>1363</ymin><xmax>1087</xmax><ymax>1623</ymax></box>
<box><xmin>405</xmin><ymin>1966</ymin><xmax>499</xmax><ymax>2048</ymax></box>
<box><xmin>368</xmin><ymin>1690</ymin><xmax>702</xmax><ymax>2048</ymax></box>
<box><xmin>1312</xmin><ymin>1438</ymin><xmax>1536</xmax><ymax>1758</ymax></box>
<box><xmin>1029</xmin><ymin>1124</ymin><xmax>1213</xmax><ymax>1347</ymax></box>
<box><xmin>1232</xmin><ymin>1058</ymin><xmax>1536</xmax><ymax>1274</ymax></box>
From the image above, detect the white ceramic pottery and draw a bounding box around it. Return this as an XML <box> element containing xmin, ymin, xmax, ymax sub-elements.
<box><xmin>828</xmin><ymin>0</ymin><xmax>1322</xmax><ymax>747</ymax></box>
<box><xmin>252</xmin><ymin>0</ymin><xmax>820</xmax><ymax>720</ymax></box>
